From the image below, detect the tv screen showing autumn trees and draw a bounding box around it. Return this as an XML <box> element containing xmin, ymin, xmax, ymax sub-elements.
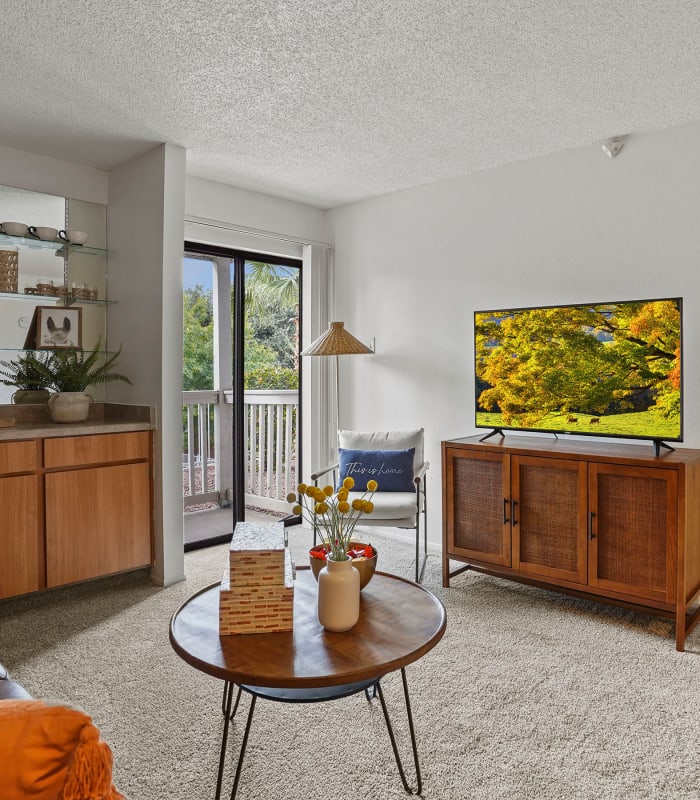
<box><xmin>474</xmin><ymin>298</ymin><xmax>682</xmax><ymax>441</ymax></box>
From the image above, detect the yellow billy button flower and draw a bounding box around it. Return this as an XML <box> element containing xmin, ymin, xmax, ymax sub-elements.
<box><xmin>363</xmin><ymin>500</ymin><xmax>374</xmax><ymax>513</ymax></box>
<box><xmin>286</xmin><ymin>492</ymin><xmax>297</xmax><ymax>503</ymax></box>
<box><xmin>337</xmin><ymin>488</ymin><xmax>349</xmax><ymax>502</ymax></box>
<box><xmin>297</xmin><ymin>483</ymin><xmax>307</xmax><ymax>494</ymax></box>
<box><xmin>351</xmin><ymin>499</ymin><xmax>364</xmax><ymax>511</ymax></box>
<box><xmin>337</xmin><ymin>500</ymin><xmax>350</xmax><ymax>513</ymax></box>
<box><xmin>366</xmin><ymin>479</ymin><xmax>378</xmax><ymax>492</ymax></box>
<box><xmin>342</xmin><ymin>476</ymin><xmax>355</xmax><ymax>490</ymax></box>
<box><xmin>314</xmin><ymin>488</ymin><xmax>326</xmax><ymax>502</ymax></box>
<box><xmin>292</xmin><ymin>504</ymin><xmax>302</xmax><ymax>515</ymax></box>
<box><xmin>314</xmin><ymin>502</ymin><xmax>328</xmax><ymax>514</ymax></box>
<box><xmin>323</xmin><ymin>485</ymin><xmax>334</xmax><ymax>497</ymax></box>
<box><xmin>305</xmin><ymin>486</ymin><xmax>316</xmax><ymax>497</ymax></box>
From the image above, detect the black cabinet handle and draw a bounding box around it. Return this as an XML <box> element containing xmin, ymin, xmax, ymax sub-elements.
<box><xmin>589</xmin><ymin>511</ymin><xmax>596</xmax><ymax>540</ymax></box>
<box><xmin>511</xmin><ymin>499</ymin><xmax>518</xmax><ymax>526</ymax></box>
<box><xmin>503</xmin><ymin>498</ymin><xmax>510</xmax><ymax>524</ymax></box>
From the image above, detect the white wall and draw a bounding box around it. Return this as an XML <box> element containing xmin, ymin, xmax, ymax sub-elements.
<box><xmin>109</xmin><ymin>143</ymin><xmax>187</xmax><ymax>587</ymax></box>
<box><xmin>0</xmin><ymin>143</ymin><xmax>108</xmax><ymax>205</ymax></box>
<box><xmin>327</xmin><ymin>119</ymin><xmax>700</xmax><ymax>544</ymax></box>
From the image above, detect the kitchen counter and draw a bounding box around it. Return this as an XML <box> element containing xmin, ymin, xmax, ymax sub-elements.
<box><xmin>0</xmin><ymin>402</ymin><xmax>155</xmax><ymax>441</ymax></box>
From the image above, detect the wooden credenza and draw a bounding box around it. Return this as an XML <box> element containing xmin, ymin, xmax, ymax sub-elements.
<box><xmin>442</xmin><ymin>435</ymin><xmax>700</xmax><ymax>651</ymax></box>
<box><xmin>0</xmin><ymin>430</ymin><xmax>153</xmax><ymax>600</ymax></box>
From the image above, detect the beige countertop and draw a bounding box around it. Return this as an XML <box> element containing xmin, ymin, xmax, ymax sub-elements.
<box><xmin>0</xmin><ymin>402</ymin><xmax>155</xmax><ymax>441</ymax></box>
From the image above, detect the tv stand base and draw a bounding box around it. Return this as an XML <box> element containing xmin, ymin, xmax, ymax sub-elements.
<box><xmin>478</xmin><ymin>427</ymin><xmax>504</xmax><ymax>443</ymax></box>
<box><xmin>653</xmin><ymin>439</ymin><xmax>675</xmax><ymax>457</ymax></box>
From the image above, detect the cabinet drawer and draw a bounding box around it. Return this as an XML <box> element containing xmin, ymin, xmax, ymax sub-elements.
<box><xmin>0</xmin><ymin>440</ymin><xmax>38</xmax><ymax>475</ymax></box>
<box><xmin>44</xmin><ymin>431</ymin><xmax>150</xmax><ymax>469</ymax></box>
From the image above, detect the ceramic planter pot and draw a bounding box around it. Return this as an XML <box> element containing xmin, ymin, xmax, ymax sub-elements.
<box><xmin>12</xmin><ymin>389</ymin><xmax>50</xmax><ymax>404</ymax></box>
<box><xmin>48</xmin><ymin>391</ymin><xmax>91</xmax><ymax>423</ymax></box>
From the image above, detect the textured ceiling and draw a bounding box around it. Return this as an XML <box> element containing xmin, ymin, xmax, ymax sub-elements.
<box><xmin>2</xmin><ymin>1</ymin><xmax>700</xmax><ymax>208</ymax></box>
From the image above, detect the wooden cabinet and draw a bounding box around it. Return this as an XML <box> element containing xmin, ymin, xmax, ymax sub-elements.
<box><xmin>0</xmin><ymin>430</ymin><xmax>152</xmax><ymax>600</ymax></box>
<box><xmin>0</xmin><ymin>439</ymin><xmax>42</xmax><ymax>599</ymax></box>
<box><xmin>443</xmin><ymin>436</ymin><xmax>700</xmax><ymax>651</ymax></box>
<box><xmin>44</xmin><ymin>432</ymin><xmax>153</xmax><ymax>587</ymax></box>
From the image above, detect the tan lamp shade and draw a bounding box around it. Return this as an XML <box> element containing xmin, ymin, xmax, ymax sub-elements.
<box><xmin>300</xmin><ymin>321</ymin><xmax>372</xmax><ymax>356</ymax></box>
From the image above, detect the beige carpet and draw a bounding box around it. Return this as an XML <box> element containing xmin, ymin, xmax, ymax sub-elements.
<box><xmin>1</xmin><ymin>526</ymin><xmax>699</xmax><ymax>800</ymax></box>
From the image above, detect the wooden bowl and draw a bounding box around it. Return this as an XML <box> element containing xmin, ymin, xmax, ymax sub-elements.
<box><xmin>309</xmin><ymin>543</ymin><xmax>378</xmax><ymax>590</ymax></box>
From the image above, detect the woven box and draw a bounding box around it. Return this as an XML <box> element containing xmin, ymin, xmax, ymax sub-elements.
<box><xmin>0</xmin><ymin>246</ymin><xmax>18</xmax><ymax>293</ymax></box>
<box><xmin>219</xmin><ymin>522</ymin><xmax>294</xmax><ymax>635</ymax></box>
<box><xmin>228</xmin><ymin>522</ymin><xmax>286</xmax><ymax>586</ymax></box>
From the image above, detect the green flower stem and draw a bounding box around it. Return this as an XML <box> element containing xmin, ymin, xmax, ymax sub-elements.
<box><xmin>294</xmin><ymin>485</ymin><xmax>376</xmax><ymax>560</ymax></box>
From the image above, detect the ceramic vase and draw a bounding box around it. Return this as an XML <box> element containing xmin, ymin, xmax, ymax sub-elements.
<box><xmin>48</xmin><ymin>391</ymin><xmax>91</xmax><ymax>423</ymax></box>
<box><xmin>317</xmin><ymin>556</ymin><xmax>360</xmax><ymax>632</ymax></box>
<box><xmin>12</xmin><ymin>389</ymin><xmax>50</xmax><ymax>404</ymax></box>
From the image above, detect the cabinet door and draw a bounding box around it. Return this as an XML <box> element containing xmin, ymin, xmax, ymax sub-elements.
<box><xmin>444</xmin><ymin>449</ymin><xmax>511</xmax><ymax>567</ymax></box>
<box><xmin>512</xmin><ymin>456</ymin><xmax>588</xmax><ymax>584</ymax></box>
<box><xmin>0</xmin><ymin>474</ymin><xmax>41</xmax><ymax>598</ymax></box>
<box><xmin>45</xmin><ymin>462</ymin><xmax>152</xmax><ymax>587</ymax></box>
<box><xmin>588</xmin><ymin>463</ymin><xmax>676</xmax><ymax>603</ymax></box>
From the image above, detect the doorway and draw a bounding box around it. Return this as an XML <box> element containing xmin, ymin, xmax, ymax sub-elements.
<box><xmin>182</xmin><ymin>243</ymin><xmax>301</xmax><ymax>549</ymax></box>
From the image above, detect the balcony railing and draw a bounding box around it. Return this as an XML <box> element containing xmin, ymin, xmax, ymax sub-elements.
<box><xmin>182</xmin><ymin>389</ymin><xmax>298</xmax><ymax>513</ymax></box>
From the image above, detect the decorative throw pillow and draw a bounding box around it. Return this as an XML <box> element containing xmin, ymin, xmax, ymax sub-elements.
<box><xmin>338</xmin><ymin>447</ymin><xmax>415</xmax><ymax>492</ymax></box>
<box><xmin>338</xmin><ymin>429</ymin><xmax>424</xmax><ymax>475</ymax></box>
<box><xmin>0</xmin><ymin>699</ymin><xmax>123</xmax><ymax>800</ymax></box>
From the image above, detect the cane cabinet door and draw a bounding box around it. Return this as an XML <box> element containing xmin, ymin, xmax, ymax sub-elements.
<box><xmin>444</xmin><ymin>448</ymin><xmax>511</xmax><ymax>567</ymax></box>
<box><xmin>511</xmin><ymin>455</ymin><xmax>588</xmax><ymax>584</ymax></box>
<box><xmin>588</xmin><ymin>463</ymin><xmax>676</xmax><ymax>603</ymax></box>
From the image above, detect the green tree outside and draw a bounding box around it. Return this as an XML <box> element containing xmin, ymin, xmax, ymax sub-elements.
<box><xmin>182</xmin><ymin>262</ymin><xmax>300</xmax><ymax>391</ymax></box>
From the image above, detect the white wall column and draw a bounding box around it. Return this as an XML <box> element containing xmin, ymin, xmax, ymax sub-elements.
<box><xmin>107</xmin><ymin>143</ymin><xmax>187</xmax><ymax>586</ymax></box>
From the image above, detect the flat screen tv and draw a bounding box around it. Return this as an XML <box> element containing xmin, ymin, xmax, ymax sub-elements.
<box><xmin>474</xmin><ymin>297</ymin><xmax>682</xmax><ymax>447</ymax></box>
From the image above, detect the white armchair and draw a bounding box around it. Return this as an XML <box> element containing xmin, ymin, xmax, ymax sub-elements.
<box><xmin>311</xmin><ymin>428</ymin><xmax>429</xmax><ymax>582</ymax></box>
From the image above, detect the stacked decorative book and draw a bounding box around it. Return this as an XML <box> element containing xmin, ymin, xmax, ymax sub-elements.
<box><xmin>219</xmin><ymin>521</ymin><xmax>294</xmax><ymax>635</ymax></box>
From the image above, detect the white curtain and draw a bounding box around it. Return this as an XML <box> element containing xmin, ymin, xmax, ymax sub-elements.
<box><xmin>302</xmin><ymin>242</ymin><xmax>334</xmax><ymax>477</ymax></box>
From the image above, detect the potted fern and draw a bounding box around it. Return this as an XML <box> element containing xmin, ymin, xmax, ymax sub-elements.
<box><xmin>0</xmin><ymin>350</ymin><xmax>53</xmax><ymax>404</ymax></box>
<box><xmin>33</xmin><ymin>341</ymin><xmax>132</xmax><ymax>423</ymax></box>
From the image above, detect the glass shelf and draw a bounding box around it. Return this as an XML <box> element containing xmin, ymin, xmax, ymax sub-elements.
<box><xmin>0</xmin><ymin>348</ymin><xmax>117</xmax><ymax>356</ymax></box>
<box><xmin>0</xmin><ymin>290</ymin><xmax>116</xmax><ymax>306</ymax></box>
<box><xmin>0</xmin><ymin>231</ymin><xmax>107</xmax><ymax>257</ymax></box>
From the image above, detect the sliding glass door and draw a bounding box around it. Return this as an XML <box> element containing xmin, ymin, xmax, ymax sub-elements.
<box><xmin>182</xmin><ymin>243</ymin><xmax>301</xmax><ymax>549</ymax></box>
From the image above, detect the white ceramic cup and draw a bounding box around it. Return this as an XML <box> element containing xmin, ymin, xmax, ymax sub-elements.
<box><xmin>1</xmin><ymin>221</ymin><xmax>28</xmax><ymax>236</ymax></box>
<box><xmin>29</xmin><ymin>226</ymin><xmax>59</xmax><ymax>241</ymax></box>
<box><xmin>67</xmin><ymin>230</ymin><xmax>88</xmax><ymax>245</ymax></box>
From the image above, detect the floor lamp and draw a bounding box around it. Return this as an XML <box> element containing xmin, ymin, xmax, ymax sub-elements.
<box><xmin>300</xmin><ymin>321</ymin><xmax>373</xmax><ymax>431</ymax></box>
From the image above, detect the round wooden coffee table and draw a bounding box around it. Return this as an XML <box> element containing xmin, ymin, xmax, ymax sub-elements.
<box><xmin>170</xmin><ymin>567</ymin><xmax>446</xmax><ymax>799</ymax></box>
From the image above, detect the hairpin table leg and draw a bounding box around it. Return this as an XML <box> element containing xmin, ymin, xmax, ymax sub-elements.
<box><xmin>221</xmin><ymin>681</ymin><xmax>242</xmax><ymax>721</ymax></box>
<box><xmin>376</xmin><ymin>668</ymin><xmax>422</xmax><ymax>795</ymax></box>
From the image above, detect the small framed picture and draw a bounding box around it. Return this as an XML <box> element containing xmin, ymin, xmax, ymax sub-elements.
<box><xmin>36</xmin><ymin>306</ymin><xmax>82</xmax><ymax>350</ymax></box>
